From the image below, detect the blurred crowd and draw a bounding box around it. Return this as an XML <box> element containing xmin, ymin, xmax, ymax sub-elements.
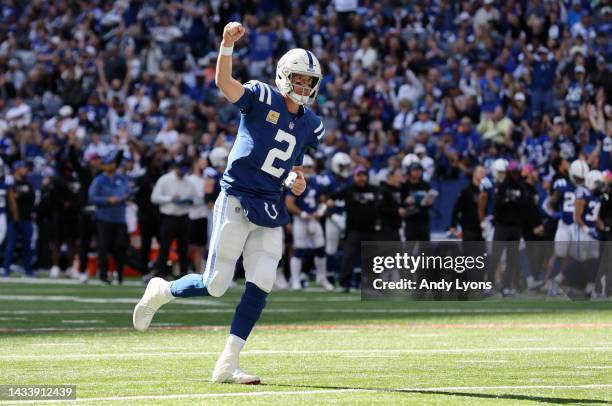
<box><xmin>0</xmin><ymin>1</ymin><xmax>610</xmax><ymax>295</ymax></box>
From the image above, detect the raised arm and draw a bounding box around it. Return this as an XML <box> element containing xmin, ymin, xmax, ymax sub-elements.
<box><xmin>215</xmin><ymin>22</ymin><xmax>247</xmax><ymax>103</ymax></box>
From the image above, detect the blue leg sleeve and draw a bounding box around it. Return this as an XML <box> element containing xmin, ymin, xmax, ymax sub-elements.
<box><xmin>230</xmin><ymin>282</ymin><xmax>268</xmax><ymax>341</ymax></box>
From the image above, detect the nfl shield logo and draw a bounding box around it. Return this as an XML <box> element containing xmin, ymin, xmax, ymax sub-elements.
<box><xmin>289</xmin><ymin>122</ymin><xmax>295</xmax><ymax>130</ymax></box>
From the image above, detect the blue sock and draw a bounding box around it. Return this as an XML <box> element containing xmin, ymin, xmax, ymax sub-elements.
<box><xmin>170</xmin><ymin>274</ymin><xmax>210</xmax><ymax>298</ymax></box>
<box><xmin>550</xmin><ymin>256</ymin><xmax>562</xmax><ymax>278</ymax></box>
<box><xmin>518</xmin><ymin>249</ymin><xmax>531</xmax><ymax>279</ymax></box>
<box><xmin>230</xmin><ymin>282</ymin><xmax>268</xmax><ymax>341</ymax></box>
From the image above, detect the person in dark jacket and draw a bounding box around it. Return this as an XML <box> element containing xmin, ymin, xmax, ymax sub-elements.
<box><xmin>88</xmin><ymin>151</ymin><xmax>132</xmax><ymax>284</ymax></box>
<box><xmin>378</xmin><ymin>167</ymin><xmax>404</xmax><ymax>241</ymax></box>
<box><xmin>69</xmin><ymin>143</ymin><xmax>102</xmax><ymax>283</ymax></box>
<box><xmin>449</xmin><ymin>165</ymin><xmax>486</xmax><ymax>241</ymax></box>
<box><xmin>490</xmin><ymin>161</ymin><xmax>531</xmax><ymax>296</ymax></box>
<box><xmin>522</xmin><ymin>164</ymin><xmax>546</xmax><ymax>288</ymax></box>
<box><xmin>401</xmin><ymin>163</ymin><xmax>436</xmax><ymax>241</ymax></box>
<box><xmin>327</xmin><ymin>166</ymin><xmax>381</xmax><ymax>292</ymax></box>
<box><xmin>3</xmin><ymin>161</ymin><xmax>35</xmax><ymax>277</ymax></box>
<box><xmin>47</xmin><ymin>159</ymin><xmax>80</xmax><ymax>279</ymax></box>
<box><xmin>133</xmin><ymin>155</ymin><xmax>163</xmax><ymax>275</ymax></box>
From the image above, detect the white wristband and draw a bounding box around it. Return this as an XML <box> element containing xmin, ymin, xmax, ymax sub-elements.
<box><xmin>220</xmin><ymin>45</ymin><xmax>234</xmax><ymax>56</ymax></box>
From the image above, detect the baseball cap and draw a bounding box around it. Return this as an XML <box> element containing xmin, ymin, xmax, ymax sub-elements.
<box><xmin>514</xmin><ymin>92</ymin><xmax>526</xmax><ymax>102</ymax></box>
<box><xmin>414</xmin><ymin>144</ymin><xmax>426</xmax><ymax>154</ymax></box>
<box><xmin>508</xmin><ymin>161</ymin><xmax>521</xmax><ymax>172</ymax></box>
<box><xmin>59</xmin><ymin>105</ymin><xmax>73</xmax><ymax>117</ymax></box>
<box><xmin>352</xmin><ymin>166</ymin><xmax>367</xmax><ymax>177</ymax></box>
<box><xmin>102</xmin><ymin>151</ymin><xmax>118</xmax><ymax>165</ymax></box>
<box><xmin>178</xmin><ymin>159</ymin><xmax>191</xmax><ymax>175</ymax></box>
<box><xmin>12</xmin><ymin>160</ymin><xmax>26</xmax><ymax>171</ymax></box>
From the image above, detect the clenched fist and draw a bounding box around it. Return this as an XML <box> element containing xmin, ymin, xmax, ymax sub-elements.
<box><xmin>222</xmin><ymin>22</ymin><xmax>246</xmax><ymax>46</ymax></box>
<box><xmin>291</xmin><ymin>171</ymin><xmax>307</xmax><ymax>196</ymax></box>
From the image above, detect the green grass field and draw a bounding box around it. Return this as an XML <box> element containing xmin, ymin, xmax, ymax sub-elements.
<box><xmin>1</xmin><ymin>278</ymin><xmax>611</xmax><ymax>405</ymax></box>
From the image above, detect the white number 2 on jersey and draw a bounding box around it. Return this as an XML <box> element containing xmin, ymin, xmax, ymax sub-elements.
<box><xmin>261</xmin><ymin>129</ymin><xmax>296</xmax><ymax>178</ymax></box>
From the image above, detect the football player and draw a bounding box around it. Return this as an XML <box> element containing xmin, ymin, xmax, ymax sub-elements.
<box><xmin>133</xmin><ymin>22</ymin><xmax>325</xmax><ymax>384</ymax></box>
<box><xmin>285</xmin><ymin>155</ymin><xmax>333</xmax><ymax>291</ymax></box>
<box><xmin>574</xmin><ymin>169</ymin><xmax>603</xmax><ymax>297</ymax></box>
<box><xmin>478</xmin><ymin>158</ymin><xmax>508</xmax><ymax>245</ymax></box>
<box><xmin>546</xmin><ymin>159</ymin><xmax>589</xmax><ymax>295</ymax></box>
<box><xmin>317</xmin><ymin>152</ymin><xmax>351</xmax><ymax>281</ymax></box>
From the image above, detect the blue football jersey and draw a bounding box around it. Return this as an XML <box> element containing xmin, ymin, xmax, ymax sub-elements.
<box><xmin>204</xmin><ymin>167</ymin><xmax>222</xmax><ymax>202</ymax></box>
<box><xmin>553</xmin><ymin>178</ymin><xmax>575</xmax><ymax>225</ymax></box>
<box><xmin>221</xmin><ymin>81</ymin><xmax>324</xmax><ymax>201</ymax></box>
<box><xmin>479</xmin><ymin>175</ymin><xmax>495</xmax><ymax>216</ymax></box>
<box><xmin>295</xmin><ymin>178</ymin><xmax>323</xmax><ymax>214</ymax></box>
<box><xmin>316</xmin><ymin>170</ymin><xmax>350</xmax><ymax>214</ymax></box>
<box><xmin>575</xmin><ymin>186</ymin><xmax>601</xmax><ymax>228</ymax></box>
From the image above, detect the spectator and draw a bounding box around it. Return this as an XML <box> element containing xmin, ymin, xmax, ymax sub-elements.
<box><xmin>402</xmin><ymin>163</ymin><xmax>436</xmax><ymax>241</ymax></box>
<box><xmin>3</xmin><ymin>161</ymin><xmax>35</xmax><ymax>277</ymax></box>
<box><xmin>378</xmin><ymin>167</ymin><xmax>404</xmax><ymax>241</ymax></box>
<box><xmin>88</xmin><ymin>152</ymin><xmax>132</xmax><ymax>284</ymax></box>
<box><xmin>148</xmin><ymin>160</ymin><xmax>197</xmax><ymax>281</ymax></box>
<box><xmin>450</xmin><ymin>165</ymin><xmax>486</xmax><ymax>241</ymax></box>
<box><xmin>328</xmin><ymin>166</ymin><xmax>380</xmax><ymax>292</ymax></box>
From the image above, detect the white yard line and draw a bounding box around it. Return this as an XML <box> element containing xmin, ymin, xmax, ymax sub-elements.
<box><xmin>60</xmin><ymin>320</ymin><xmax>105</xmax><ymax>324</ymax></box>
<box><xmin>456</xmin><ymin>360</ymin><xmax>508</xmax><ymax>363</ymax></box>
<box><xmin>0</xmin><ymin>305</ymin><xmax>579</xmax><ymax>315</ymax></box>
<box><xmin>576</xmin><ymin>366</ymin><xmax>612</xmax><ymax>369</ymax></box>
<box><xmin>0</xmin><ymin>295</ymin><xmax>225</xmax><ymax>307</ymax></box>
<box><xmin>1</xmin><ymin>384</ymin><xmax>611</xmax><ymax>404</ymax></box>
<box><xmin>1</xmin><ymin>347</ymin><xmax>611</xmax><ymax>361</ymax></box>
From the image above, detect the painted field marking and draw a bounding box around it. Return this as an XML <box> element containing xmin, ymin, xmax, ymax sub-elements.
<box><xmin>60</xmin><ymin>320</ymin><xmax>105</xmax><ymax>324</ymax></box>
<box><xmin>0</xmin><ymin>295</ymin><xmax>225</xmax><ymax>307</ymax></box>
<box><xmin>1</xmin><ymin>347</ymin><xmax>611</xmax><ymax>361</ymax></box>
<box><xmin>1</xmin><ymin>384</ymin><xmax>611</xmax><ymax>404</ymax></box>
<box><xmin>576</xmin><ymin>366</ymin><xmax>612</xmax><ymax>369</ymax></box>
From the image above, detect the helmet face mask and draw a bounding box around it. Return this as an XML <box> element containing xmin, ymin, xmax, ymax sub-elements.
<box><xmin>331</xmin><ymin>152</ymin><xmax>351</xmax><ymax>178</ymax></box>
<box><xmin>569</xmin><ymin>159</ymin><xmax>589</xmax><ymax>185</ymax></box>
<box><xmin>276</xmin><ymin>49</ymin><xmax>322</xmax><ymax>106</ymax></box>
<box><xmin>585</xmin><ymin>170</ymin><xmax>603</xmax><ymax>191</ymax></box>
<box><xmin>302</xmin><ymin>155</ymin><xmax>314</xmax><ymax>179</ymax></box>
<box><xmin>491</xmin><ymin>158</ymin><xmax>508</xmax><ymax>182</ymax></box>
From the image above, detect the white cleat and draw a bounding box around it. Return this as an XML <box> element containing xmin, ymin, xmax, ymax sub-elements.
<box><xmin>212</xmin><ymin>362</ymin><xmax>260</xmax><ymax>385</ymax></box>
<box><xmin>133</xmin><ymin>277</ymin><xmax>173</xmax><ymax>331</ymax></box>
<box><xmin>316</xmin><ymin>277</ymin><xmax>335</xmax><ymax>292</ymax></box>
<box><xmin>49</xmin><ymin>266</ymin><xmax>61</xmax><ymax>279</ymax></box>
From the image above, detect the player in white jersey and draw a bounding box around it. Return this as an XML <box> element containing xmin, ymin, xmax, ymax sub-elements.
<box><xmin>318</xmin><ymin>152</ymin><xmax>351</xmax><ymax>279</ymax></box>
<box><xmin>546</xmin><ymin>159</ymin><xmax>588</xmax><ymax>295</ymax></box>
<box><xmin>286</xmin><ymin>155</ymin><xmax>333</xmax><ymax>291</ymax></box>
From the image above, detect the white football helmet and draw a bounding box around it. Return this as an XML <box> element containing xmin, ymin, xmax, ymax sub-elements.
<box><xmin>491</xmin><ymin>158</ymin><xmax>508</xmax><ymax>182</ymax></box>
<box><xmin>331</xmin><ymin>152</ymin><xmax>351</xmax><ymax>178</ymax></box>
<box><xmin>275</xmin><ymin>48</ymin><xmax>322</xmax><ymax>106</ymax></box>
<box><xmin>401</xmin><ymin>153</ymin><xmax>420</xmax><ymax>173</ymax></box>
<box><xmin>585</xmin><ymin>169</ymin><xmax>603</xmax><ymax>191</ymax></box>
<box><xmin>569</xmin><ymin>159</ymin><xmax>589</xmax><ymax>184</ymax></box>
<box><xmin>209</xmin><ymin>147</ymin><xmax>228</xmax><ymax>169</ymax></box>
<box><xmin>302</xmin><ymin>155</ymin><xmax>314</xmax><ymax>178</ymax></box>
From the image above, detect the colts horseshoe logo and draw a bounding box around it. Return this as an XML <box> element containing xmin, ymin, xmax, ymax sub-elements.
<box><xmin>264</xmin><ymin>203</ymin><xmax>278</xmax><ymax>219</ymax></box>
